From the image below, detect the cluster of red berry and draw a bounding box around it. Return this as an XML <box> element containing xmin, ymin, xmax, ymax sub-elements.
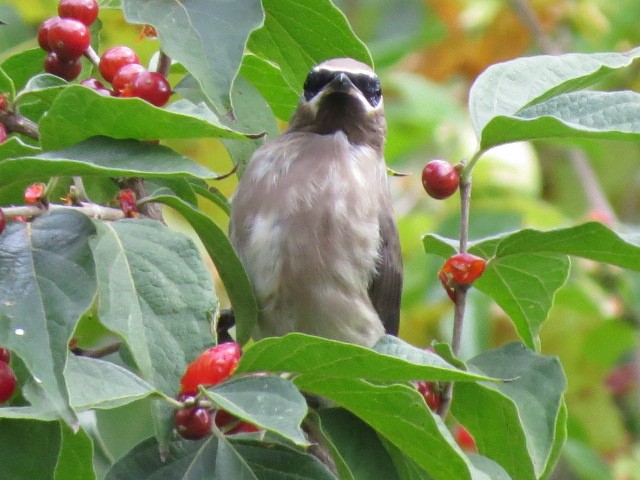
<box><xmin>174</xmin><ymin>342</ymin><xmax>260</xmax><ymax>440</ymax></box>
<box><xmin>421</xmin><ymin>160</ymin><xmax>487</xmax><ymax>301</ymax></box>
<box><xmin>38</xmin><ymin>0</ymin><xmax>171</xmax><ymax>107</ymax></box>
<box><xmin>0</xmin><ymin>348</ymin><xmax>17</xmax><ymax>404</ymax></box>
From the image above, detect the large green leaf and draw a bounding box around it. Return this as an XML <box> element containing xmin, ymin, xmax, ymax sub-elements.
<box><xmin>423</xmin><ymin>222</ymin><xmax>640</xmax><ymax>349</ymax></box>
<box><xmin>237</xmin><ymin>333</ymin><xmax>498</xmax><ymax>383</ymax></box>
<box><xmin>451</xmin><ymin>343</ymin><xmax>567</xmax><ymax>480</ymax></box>
<box><xmin>105</xmin><ymin>436</ymin><xmax>337</xmax><ymax>480</ymax></box>
<box><xmin>0</xmin><ymin>136</ymin><xmax>217</xmax><ymax>188</ymax></box>
<box><xmin>480</xmin><ymin>90</ymin><xmax>640</xmax><ymax>149</ymax></box>
<box><xmin>143</xmin><ymin>192</ymin><xmax>258</xmax><ymax>345</ymax></box>
<box><xmin>90</xmin><ymin>219</ymin><xmax>217</xmax><ymax>445</ymax></box>
<box><xmin>121</xmin><ymin>0</ymin><xmax>264</xmax><ymax>115</ymax></box>
<box><xmin>38</xmin><ymin>86</ymin><xmax>246</xmax><ymax>150</ymax></box>
<box><xmin>469</xmin><ymin>48</ymin><xmax>640</xmax><ymax>140</ymax></box>
<box><xmin>65</xmin><ymin>355</ymin><xmax>157</xmax><ymax>411</ymax></box>
<box><xmin>0</xmin><ymin>419</ymin><xmax>61</xmax><ymax>480</ymax></box>
<box><xmin>1</xmin><ymin>48</ymin><xmax>44</xmax><ymax>95</ymax></box>
<box><xmin>0</xmin><ymin>211</ymin><xmax>97</xmax><ymax>426</ymax></box>
<box><xmin>202</xmin><ymin>375</ymin><xmax>308</xmax><ymax>446</ymax></box>
<box><xmin>247</xmin><ymin>0</ymin><xmax>372</xmax><ymax>94</ymax></box>
<box><xmin>0</xmin><ymin>136</ymin><xmax>40</xmax><ymax>162</ymax></box>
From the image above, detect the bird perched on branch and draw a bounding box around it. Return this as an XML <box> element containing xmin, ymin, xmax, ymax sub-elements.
<box><xmin>229</xmin><ymin>58</ymin><xmax>402</xmax><ymax>347</ymax></box>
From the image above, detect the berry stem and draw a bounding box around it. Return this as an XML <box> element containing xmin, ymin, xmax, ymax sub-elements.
<box><xmin>84</xmin><ymin>45</ymin><xmax>101</xmax><ymax>70</ymax></box>
<box><xmin>0</xmin><ymin>109</ymin><xmax>40</xmax><ymax>140</ymax></box>
<box><xmin>157</xmin><ymin>392</ymin><xmax>184</xmax><ymax>409</ymax></box>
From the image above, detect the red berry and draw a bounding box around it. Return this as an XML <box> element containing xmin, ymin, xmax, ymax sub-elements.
<box><xmin>228</xmin><ymin>421</ymin><xmax>260</xmax><ymax>435</ymax></box>
<box><xmin>0</xmin><ymin>124</ymin><xmax>7</xmax><ymax>144</ymax></box>
<box><xmin>422</xmin><ymin>160</ymin><xmax>460</xmax><ymax>200</ymax></box>
<box><xmin>112</xmin><ymin>64</ymin><xmax>147</xmax><ymax>97</ymax></box>
<box><xmin>47</xmin><ymin>18</ymin><xmax>90</xmax><ymax>61</ymax></box>
<box><xmin>24</xmin><ymin>183</ymin><xmax>46</xmax><ymax>205</ymax></box>
<box><xmin>80</xmin><ymin>78</ymin><xmax>113</xmax><ymax>96</ymax></box>
<box><xmin>0</xmin><ymin>348</ymin><xmax>9</xmax><ymax>364</ymax></box>
<box><xmin>0</xmin><ymin>93</ymin><xmax>8</xmax><ymax>111</ymax></box>
<box><xmin>0</xmin><ymin>362</ymin><xmax>16</xmax><ymax>403</ymax></box>
<box><xmin>38</xmin><ymin>17</ymin><xmax>61</xmax><ymax>52</ymax></box>
<box><xmin>605</xmin><ymin>363</ymin><xmax>637</xmax><ymax>396</ymax></box>
<box><xmin>179</xmin><ymin>342</ymin><xmax>242</xmax><ymax>396</ymax></box>
<box><xmin>116</xmin><ymin>189</ymin><xmax>138</xmax><ymax>218</ymax></box>
<box><xmin>99</xmin><ymin>46</ymin><xmax>140</xmax><ymax>83</ymax></box>
<box><xmin>413</xmin><ymin>381</ymin><xmax>441</xmax><ymax>411</ymax></box>
<box><xmin>44</xmin><ymin>52</ymin><xmax>83</xmax><ymax>81</ymax></box>
<box><xmin>131</xmin><ymin>71</ymin><xmax>172</xmax><ymax>107</ymax></box>
<box><xmin>58</xmin><ymin>0</ymin><xmax>99</xmax><ymax>26</ymax></box>
<box><xmin>444</xmin><ymin>253</ymin><xmax>486</xmax><ymax>285</ymax></box>
<box><xmin>174</xmin><ymin>406</ymin><xmax>212</xmax><ymax>440</ymax></box>
<box><xmin>0</xmin><ymin>208</ymin><xmax>5</xmax><ymax>234</ymax></box>
<box><xmin>454</xmin><ymin>425</ymin><xmax>477</xmax><ymax>452</ymax></box>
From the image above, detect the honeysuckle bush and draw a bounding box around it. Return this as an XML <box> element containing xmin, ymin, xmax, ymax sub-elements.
<box><xmin>1</xmin><ymin>1</ymin><xmax>639</xmax><ymax>479</ymax></box>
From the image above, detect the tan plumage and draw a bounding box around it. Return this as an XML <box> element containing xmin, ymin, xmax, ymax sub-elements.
<box><xmin>229</xmin><ymin>58</ymin><xmax>402</xmax><ymax>347</ymax></box>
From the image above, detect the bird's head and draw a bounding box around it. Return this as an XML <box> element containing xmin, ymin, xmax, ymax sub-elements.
<box><xmin>287</xmin><ymin>58</ymin><xmax>386</xmax><ymax>149</ymax></box>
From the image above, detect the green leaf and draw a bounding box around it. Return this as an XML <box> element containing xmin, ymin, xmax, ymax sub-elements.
<box><xmin>0</xmin><ymin>419</ymin><xmax>61</xmax><ymax>480</ymax></box>
<box><xmin>90</xmin><ymin>219</ymin><xmax>217</xmax><ymax>445</ymax></box>
<box><xmin>143</xmin><ymin>192</ymin><xmax>258</xmax><ymax>345</ymax></box>
<box><xmin>54</xmin><ymin>423</ymin><xmax>96</xmax><ymax>480</ymax></box>
<box><xmin>1</xmin><ymin>48</ymin><xmax>44</xmax><ymax>95</ymax></box>
<box><xmin>382</xmin><ymin>438</ymin><xmax>434</xmax><ymax>480</ymax></box>
<box><xmin>203</xmin><ymin>375</ymin><xmax>308</xmax><ymax>446</ymax></box>
<box><xmin>315</xmin><ymin>408</ymin><xmax>399</xmax><ymax>480</ymax></box>
<box><xmin>237</xmin><ymin>333</ymin><xmax>498</xmax><ymax>383</ymax></box>
<box><xmin>65</xmin><ymin>355</ymin><xmax>157</xmax><ymax>411</ymax></box>
<box><xmin>561</xmin><ymin>439</ymin><xmax>612</xmax><ymax>480</ymax></box>
<box><xmin>469</xmin><ymin>48</ymin><xmax>640</xmax><ymax>138</ymax></box>
<box><xmin>540</xmin><ymin>401</ymin><xmax>568</xmax><ymax>480</ymax></box>
<box><xmin>105</xmin><ymin>436</ymin><xmax>337</xmax><ymax>480</ymax></box>
<box><xmin>467</xmin><ymin>455</ymin><xmax>512</xmax><ymax>480</ymax></box>
<box><xmin>38</xmin><ymin>86</ymin><xmax>246</xmax><ymax>150</ymax></box>
<box><xmin>121</xmin><ymin>0</ymin><xmax>264</xmax><ymax>115</ymax></box>
<box><xmin>451</xmin><ymin>343</ymin><xmax>567</xmax><ymax>480</ymax></box>
<box><xmin>480</xmin><ymin>90</ymin><xmax>640</xmax><ymax>149</ymax></box>
<box><xmin>295</xmin><ymin>377</ymin><xmax>484</xmax><ymax>480</ymax></box>
<box><xmin>0</xmin><ymin>136</ymin><xmax>40</xmax><ymax>161</ymax></box>
<box><xmin>423</xmin><ymin>230</ymin><xmax>573</xmax><ymax>350</ymax></box>
<box><xmin>1</xmin><ymin>136</ymin><xmax>218</xmax><ymax>188</ymax></box>
<box><xmin>0</xmin><ymin>211</ymin><xmax>97</xmax><ymax>427</ymax></box>
<box><xmin>247</xmin><ymin>0</ymin><xmax>372</xmax><ymax>93</ymax></box>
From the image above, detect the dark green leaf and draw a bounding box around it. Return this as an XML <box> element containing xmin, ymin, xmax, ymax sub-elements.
<box><xmin>54</xmin><ymin>423</ymin><xmax>96</xmax><ymax>480</ymax></box>
<box><xmin>65</xmin><ymin>355</ymin><xmax>157</xmax><ymax>411</ymax></box>
<box><xmin>0</xmin><ymin>211</ymin><xmax>97</xmax><ymax>427</ymax></box>
<box><xmin>316</xmin><ymin>408</ymin><xmax>399</xmax><ymax>480</ymax></box>
<box><xmin>143</xmin><ymin>192</ymin><xmax>258</xmax><ymax>345</ymax></box>
<box><xmin>451</xmin><ymin>343</ymin><xmax>567</xmax><ymax>480</ymax></box>
<box><xmin>382</xmin><ymin>438</ymin><xmax>434</xmax><ymax>480</ymax></box>
<box><xmin>39</xmin><ymin>86</ymin><xmax>246</xmax><ymax>150</ymax></box>
<box><xmin>1</xmin><ymin>137</ymin><xmax>217</xmax><ymax>188</ymax></box>
<box><xmin>90</xmin><ymin>219</ymin><xmax>217</xmax><ymax>444</ymax></box>
<box><xmin>0</xmin><ymin>418</ymin><xmax>60</xmax><ymax>480</ymax></box>
<box><xmin>247</xmin><ymin>0</ymin><xmax>372</xmax><ymax>93</ymax></box>
<box><xmin>1</xmin><ymin>48</ymin><xmax>44</xmax><ymax>94</ymax></box>
<box><xmin>190</xmin><ymin>182</ymin><xmax>230</xmax><ymax>216</ymax></box>
<box><xmin>238</xmin><ymin>333</ymin><xmax>497</xmax><ymax>383</ymax></box>
<box><xmin>121</xmin><ymin>0</ymin><xmax>264</xmax><ymax>114</ymax></box>
<box><xmin>105</xmin><ymin>435</ymin><xmax>337</xmax><ymax>480</ymax></box>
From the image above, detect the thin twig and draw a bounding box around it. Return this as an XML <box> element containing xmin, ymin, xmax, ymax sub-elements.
<box><xmin>0</xmin><ymin>110</ymin><xmax>40</xmax><ymax>140</ymax></box>
<box><xmin>71</xmin><ymin>341</ymin><xmax>122</xmax><ymax>358</ymax></box>
<box><xmin>84</xmin><ymin>46</ymin><xmax>101</xmax><ymax>70</ymax></box>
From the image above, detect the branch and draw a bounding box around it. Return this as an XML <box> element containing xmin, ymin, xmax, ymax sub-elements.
<box><xmin>2</xmin><ymin>202</ymin><xmax>125</xmax><ymax>221</ymax></box>
<box><xmin>0</xmin><ymin>109</ymin><xmax>40</xmax><ymax>140</ymax></box>
<box><xmin>118</xmin><ymin>177</ymin><xmax>165</xmax><ymax>223</ymax></box>
<box><xmin>71</xmin><ymin>341</ymin><xmax>122</xmax><ymax>358</ymax></box>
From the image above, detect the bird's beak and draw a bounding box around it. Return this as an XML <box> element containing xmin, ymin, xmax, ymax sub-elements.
<box><xmin>326</xmin><ymin>72</ymin><xmax>355</xmax><ymax>93</ymax></box>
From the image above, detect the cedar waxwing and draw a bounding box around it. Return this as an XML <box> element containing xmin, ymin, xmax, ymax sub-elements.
<box><xmin>229</xmin><ymin>58</ymin><xmax>402</xmax><ymax>347</ymax></box>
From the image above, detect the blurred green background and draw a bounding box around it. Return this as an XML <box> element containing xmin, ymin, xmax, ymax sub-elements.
<box><xmin>1</xmin><ymin>0</ymin><xmax>639</xmax><ymax>478</ymax></box>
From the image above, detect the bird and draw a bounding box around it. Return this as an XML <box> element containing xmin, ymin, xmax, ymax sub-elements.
<box><xmin>229</xmin><ymin>57</ymin><xmax>402</xmax><ymax>348</ymax></box>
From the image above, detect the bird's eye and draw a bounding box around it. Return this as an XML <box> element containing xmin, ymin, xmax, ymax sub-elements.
<box><xmin>303</xmin><ymin>71</ymin><xmax>334</xmax><ymax>101</ymax></box>
<box><xmin>353</xmin><ymin>76</ymin><xmax>382</xmax><ymax>107</ymax></box>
